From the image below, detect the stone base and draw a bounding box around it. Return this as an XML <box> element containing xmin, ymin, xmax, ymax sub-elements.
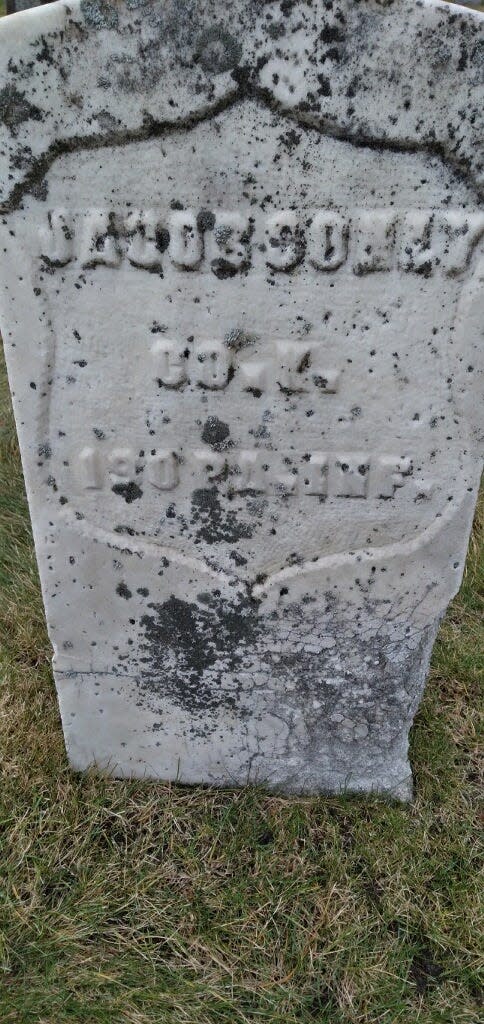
<box><xmin>56</xmin><ymin>617</ymin><xmax>439</xmax><ymax>800</ymax></box>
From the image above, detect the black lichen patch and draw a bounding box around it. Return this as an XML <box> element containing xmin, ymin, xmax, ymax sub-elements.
<box><xmin>195</xmin><ymin>27</ymin><xmax>242</xmax><ymax>75</ymax></box>
<box><xmin>138</xmin><ymin>591</ymin><xmax>263</xmax><ymax>715</ymax></box>
<box><xmin>197</xmin><ymin>209</ymin><xmax>216</xmax><ymax>233</ymax></box>
<box><xmin>210</xmin><ymin>259</ymin><xmax>240</xmax><ymax>280</ymax></box>
<box><xmin>80</xmin><ymin>0</ymin><xmax>119</xmax><ymax>31</ymax></box>
<box><xmin>317</xmin><ymin>73</ymin><xmax>332</xmax><ymax>97</ymax></box>
<box><xmin>201</xmin><ymin>416</ymin><xmax>232</xmax><ymax>452</ymax></box>
<box><xmin>191</xmin><ymin>487</ymin><xmax>253</xmax><ymax>545</ymax></box>
<box><xmin>230</xmin><ymin>550</ymin><xmax>248</xmax><ymax>567</ymax></box>
<box><xmin>116</xmin><ymin>581</ymin><xmax>132</xmax><ymax>600</ymax></box>
<box><xmin>0</xmin><ymin>85</ymin><xmax>42</xmax><ymax>135</ymax></box>
<box><xmin>112</xmin><ymin>481</ymin><xmax>143</xmax><ymax>503</ymax></box>
<box><xmin>224</xmin><ymin>327</ymin><xmax>257</xmax><ymax>351</ymax></box>
<box><xmin>114</xmin><ymin>525</ymin><xmax>135</xmax><ymax>537</ymax></box>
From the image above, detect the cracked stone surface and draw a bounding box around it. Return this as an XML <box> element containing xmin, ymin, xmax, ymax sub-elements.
<box><xmin>0</xmin><ymin>0</ymin><xmax>482</xmax><ymax>798</ymax></box>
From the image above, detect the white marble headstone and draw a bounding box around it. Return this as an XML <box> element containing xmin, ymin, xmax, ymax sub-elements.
<box><xmin>0</xmin><ymin>0</ymin><xmax>482</xmax><ymax>798</ymax></box>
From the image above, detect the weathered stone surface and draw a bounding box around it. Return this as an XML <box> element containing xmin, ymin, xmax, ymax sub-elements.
<box><xmin>0</xmin><ymin>0</ymin><xmax>482</xmax><ymax>798</ymax></box>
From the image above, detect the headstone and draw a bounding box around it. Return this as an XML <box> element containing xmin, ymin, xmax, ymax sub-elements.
<box><xmin>0</xmin><ymin>0</ymin><xmax>482</xmax><ymax>799</ymax></box>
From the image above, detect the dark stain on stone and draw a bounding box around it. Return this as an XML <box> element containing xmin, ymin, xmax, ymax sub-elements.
<box><xmin>317</xmin><ymin>73</ymin><xmax>332</xmax><ymax>97</ymax></box>
<box><xmin>210</xmin><ymin>259</ymin><xmax>240</xmax><ymax>280</ymax></box>
<box><xmin>30</xmin><ymin>179</ymin><xmax>48</xmax><ymax>200</ymax></box>
<box><xmin>321</xmin><ymin>23</ymin><xmax>345</xmax><ymax>45</ymax></box>
<box><xmin>191</xmin><ymin>486</ymin><xmax>253</xmax><ymax>544</ymax></box>
<box><xmin>35</xmin><ymin>36</ymin><xmax>56</xmax><ymax>68</ymax></box>
<box><xmin>114</xmin><ymin>525</ymin><xmax>135</xmax><ymax>537</ymax></box>
<box><xmin>0</xmin><ymin>84</ymin><xmax>42</xmax><ymax>134</ymax></box>
<box><xmin>116</xmin><ymin>581</ymin><xmax>132</xmax><ymax>600</ymax></box>
<box><xmin>112</xmin><ymin>481</ymin><xmax>143</xmax><ymax>503</ymax></box>
<box><xmin>201</xmin><ymin>415</ymin><xmax>232</xmax><ymax>451</ymax></box>
<box><xmin>279</xmin><ymin>128</ymin><xmax>302</xmax><ymax>153</ymax></box>
<box><xmin>138</xmin><ymin>590</ymin><xmax>263</xmax><ymax>714</ymax></box>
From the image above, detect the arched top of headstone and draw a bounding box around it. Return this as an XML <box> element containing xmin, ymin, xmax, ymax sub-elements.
<box><xmin>0</xmin><ymin>0</ymin><xmax>482</xmax><ymax>212</ymax></box>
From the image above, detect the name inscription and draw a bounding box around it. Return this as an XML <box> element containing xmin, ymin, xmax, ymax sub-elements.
<box><xmin>40</xmin><ymin>208</ymin><xmax>484</xmax><ymax>277</ymax></box>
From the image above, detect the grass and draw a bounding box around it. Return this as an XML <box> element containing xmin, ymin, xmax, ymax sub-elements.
<box><xmin>0</xmin><ymin>1</ymin><xmax>483</xmax><ymax>1021</ymax></box>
